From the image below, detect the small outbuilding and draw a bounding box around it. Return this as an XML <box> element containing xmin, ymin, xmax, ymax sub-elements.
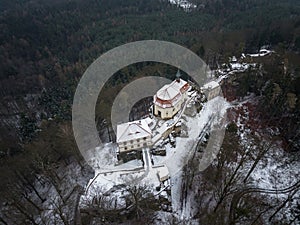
<box><xmin>154</xmin><ymin>165</ymin><xmax>170</xmax><ymax>182</ymax></box>
<box><xmin>201</xmin><ymin>80</ymin><xmax>221</xmax><ymax>101</ymax></box>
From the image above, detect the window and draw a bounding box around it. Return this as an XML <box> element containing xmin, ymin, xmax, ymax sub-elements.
<box><xmin>137</xmin><ymin>139</ymin><xmax>140</xmax><ymax>142</ymax></box>
<box><xmin>124</xmin><ymin>141</ymin><xmax>127</xmax><ymax>145</ymax></box>
<box><xmin>143</xmin><ymin>137</ymin><xmax>147</xmax><ymax>140</ymax></box>
<box><xmin>130</xmin><ymin>140</ymin><xmax>133</xmax><ymax>144</ymax></box>
<box><xmin>124</xmin><ymin>147</ymin><xmax>127</xmax><ymax>150</ymax></box>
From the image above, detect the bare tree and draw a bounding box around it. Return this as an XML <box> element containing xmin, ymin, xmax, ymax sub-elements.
<box><xmin>125</xmin><ymin>183</ymin><xmax>158</xmax><ymax>219</ymax></box>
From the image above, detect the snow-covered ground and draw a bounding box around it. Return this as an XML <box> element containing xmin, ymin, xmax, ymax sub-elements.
<box><xmin>213</xmin><ymin>49</ymin><xmax>274</xmax><ymax>79</ymax></box>
<box><xmin>168</xmin><ymin>0</ymin><xmax>197</xmax><ymax>10</ymax></box>
<box><xmin>227</xmin><ymin>95</ymin><xmax>300</xmax><ymax>223</ymax></box>
<box><xmin>232</xmin><ymin>98</ymin><xmax>300</xmax><ymax>193</ymax></box>
<box><xmin>79</xmin><ymin>49</ymin><xmax>300</xmax><ymax>223</ymax></box>
<box><xmin>152</xmin><ymin>96</ymin><xmax>230</xmax><ymax>218</ymax></box>
<box><xmin>251</xmin><ymin>147</ymin><xmax>300</xmax><ymax>222</ymax></box>
<box><xmin>153</xmin><ymin>97</ymin><xmax>230</xmax><ymax>176</ymax></box>
<box><xmin>81</xmin><ymin>94</ymin><xmax>231</xmax><ymax>219</ymax></box>
<box><xmin>250</xmin><ymin>147</ymin><xmax>300</xmax><ymax>191</ymax></box>
<box><xmin>247</xmin><ymin>49</ymin><xmax>274</xmax><ymax>57</ymax></box>
<box><xmin>81</xmin><ymin>46</ymin><xmax>287</xmax><ymax>223</ymax></box>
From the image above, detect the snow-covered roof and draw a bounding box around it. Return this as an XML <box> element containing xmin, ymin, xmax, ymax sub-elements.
<box><xmin>169</xmin><ymin>0</ymin><xmax>197</xmax><ymax>9</ymax></box>
<box><xmin>247</xmin><ymin>49</ymin><xmax>274</xmax><ymax>57</ymax></box>
<box><xmin>156</xmin><ymin>78</ymin><xmax>188</xmax><ymax>101</ymax></box>
<box><xmin>230</xmin><ymin>62</ymin><xmax>250</xmax><ymax>71</ymax></box>
<box><xmin>259</xmin><ymin>48</ymin><xmax>269</xmax><ymax>53</ymax></box>
<box><xmin>202</xmin><ymin>80</ymin><xmax>219</xmax><ymax>90</ymax></box>
<box><xmin>231</xmin><ymin>56</ymin><xmax>237</xmax><ymax>62</ymax></box>
<box><xmin>156</xmin><ymin>84</ymin><xmax>180</xmax><ymax>101</ymax></box>
<box><xmin>153</xmin><ymin>165</ymin><xmax>170</xmax><ymax>182</ymax></box>
<box><xmin>117</xmin><ymin>119</ymin><xmax>152</xmax><ymax>143</ymax></box>
<box><xmin>144</xmin><ymin>116</ymin><xmax>153</xmax><ymax>126</ymax></box>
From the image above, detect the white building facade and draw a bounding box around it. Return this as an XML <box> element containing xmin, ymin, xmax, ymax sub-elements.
<box><xmin>201</xmin><ymin>80</ymin><xmax>221</xmax><ymax>100</ymax></box>
<box><xmin>153</xmin><ymin>78</ymin><xmax>190</xmax><ymax>119</ymax></box>
<box><xmin>117</xmin><ymin>119</ymin><xmax>152</xmax><ymax>153</ymax></box>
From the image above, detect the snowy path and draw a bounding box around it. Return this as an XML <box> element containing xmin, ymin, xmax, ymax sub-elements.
<box><xmin>164</xmin><ymin>97</ymin><xmax>229</xmax><ymax>218</ymax></box>
<box><xmin>154</xmin><ymin>97</ymin><xmax>229</xmax><ymax>177</ymax></box>
<box><xmin>84</xmin><ymin>96</ymin><xmax>230</xmax><ymax>221</ymax></box>
<box><xmin>142</xmin><ymin>147</ymin><xmax>153</xmax><ymax>176</ymax></box>
<box><xmin>86</xmin><ymin>147</ymin><xmax>167</xmax><ymax>195</ymax></box>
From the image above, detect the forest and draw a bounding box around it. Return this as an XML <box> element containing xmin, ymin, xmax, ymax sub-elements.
<box><xmin>0</xmin><ymin>0</ymin><xmax>300</xmax><ymax>224</ymax></box>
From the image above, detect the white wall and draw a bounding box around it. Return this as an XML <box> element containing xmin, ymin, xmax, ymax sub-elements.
<box><xmin>118</xmin><ymin>136</ymin><xmax>152</xmax><ymax>152</ymax></box>
<box><xmin>206</xmin><ymin>86</ymin><xmax>221</xmax><ymax>100</ymax></box>
<box><xmin>154</xmin><ymin>93</ymin><xmax>186</xmax><ymax>119</ymax></box>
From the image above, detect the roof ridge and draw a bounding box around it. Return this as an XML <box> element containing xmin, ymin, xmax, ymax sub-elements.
<box><xmin>117</xmin><ymin>120</ymin><xmax>151</xmax><ymax>142</ymax></box>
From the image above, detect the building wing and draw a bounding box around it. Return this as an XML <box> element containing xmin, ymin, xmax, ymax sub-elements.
<box><xmin>116</xmin><ymin>119</ymin><xmax>152</xmax><ymax>143</ymax></box>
